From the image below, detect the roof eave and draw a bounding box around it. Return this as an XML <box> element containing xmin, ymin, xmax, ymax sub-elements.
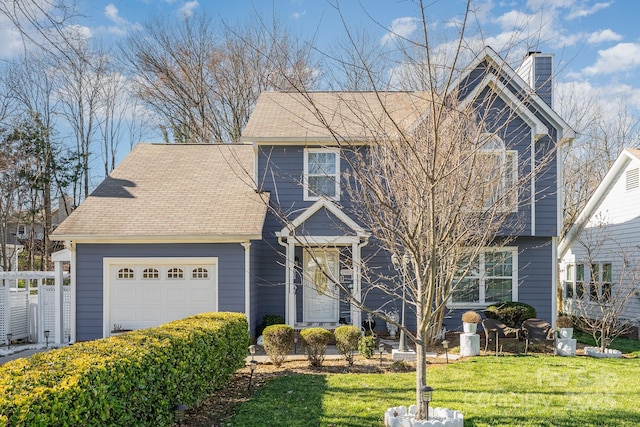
<box><xmin>49</xmin><ymin>233</ymin><xmax>264</xmax><ymax>244</ymax></box>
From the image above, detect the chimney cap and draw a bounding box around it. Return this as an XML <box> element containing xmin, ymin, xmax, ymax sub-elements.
<box><xmin>526</xmin><ymin>51</ymin><xmax>542</xmax><ymax>57</ymax></box>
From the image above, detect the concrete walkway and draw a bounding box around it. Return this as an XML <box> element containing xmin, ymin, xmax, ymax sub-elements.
<box><xmin>0</xmin><ymin>344</ymin><xmax>53</xmax><ymax>365</ymax></box>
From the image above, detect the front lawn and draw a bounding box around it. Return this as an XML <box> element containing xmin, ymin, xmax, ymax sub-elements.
<box><xmin>226</xmin><ymin>355</ymin><xmax>640</xmax><ymax>426</ymax></box>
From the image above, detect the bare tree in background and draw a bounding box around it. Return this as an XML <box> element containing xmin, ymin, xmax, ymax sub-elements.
<box><xmin>559</xmin><ymin>89</ymin><xmax>640</xmax><ymax>235</ymax></box>
<box><xmin>121</xmin><ymin>13</ymin><xmax>317</xmax><ymax>143</ymax></box>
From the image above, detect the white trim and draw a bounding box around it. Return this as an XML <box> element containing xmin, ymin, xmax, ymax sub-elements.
<box><xmin>102</xmin><ymin>257</ymin><xmax>218</xmax><ymax>338</ymax></box>
<box><xmin>241</xmin><ymin>242</ymin><xmax>251</xmax><ymax>334</ymax></box>
<box><xmin>460</xmin><ymin>75</ymin><xmax>549</xmax><ymax>139</ymax></box>
<box><xmin>68</xmin><ymin>241</ymin><xmax>77</xmax><ymax>343</ymax></box>
<box><xmin>50</xmin><ymin>234</ymin><xmax>262</xmax><ymax>244</ymax></box>
<box><xmin>551</xmin><ymin>236</ymin><xmax>558</xmax><ymax>326</ymax></box>
<box><xmin>303</xmin><ymin>147</ymin><xmax>341</xmax><ymax>202</ymax></box>
<box><xmin>531</xmin><ymin>129</ymin><xmax>536</xmax><ymax>236</ymax></box>
<box><xmin>276</xmin><ymin>198</ymin><xmax>368</xmax><ymax>238</ymax></box>
<box><xmin>454</xmin><ymin>46</ymin><xmax>575</xmax><ymax>142</ymax></box>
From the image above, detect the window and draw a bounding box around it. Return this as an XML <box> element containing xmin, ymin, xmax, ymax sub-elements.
<box><xmin>564</xmin><ymin>264</ymin><xmax>574</xmax><ymax>299</ymax></box>
<box><xmin>192</xmin><ymin>267</ymin><xmax>209</xmax><ymax>279</ymax></box>
<box><xmin>575</xmin><ymin>264</ymin><xmax>585</xmax><ymax>299</ymax></box>
<box><xmin>167</xmin><ymin>268</ymin><xmax>184</xmax><ymax>279</ymax></box>
<box><xmin>143</xmin><ymin>268</ymin><xmax>159</xmax><ymax>279</ymax></box>
<box><xmin>589</xmin><ymin>262</ymin><xmax>613</xmax><ymax>303</ymax></box>
<box><xmin>304</xmin><ymin>148</ymin><xmax>340</xmax><ymax>200</ymax></box>
<box><xmin>17</xmin><ymin>225</ymin><xmax>26</xmax><ymax>236</ymax></box>
<box><xmin>474</xmin><ymin>135</ymin><xmax>518</xmax><ymax>212</ymax></box>
<box><xmin>117</xmin><ymin>268</ymin><xmax>135</xmax><ymax>279</ymax></box>
<box><xmin>451</xmin><ymin>249</ymin><xmax>517</xmax><ymax>306</ymax></box>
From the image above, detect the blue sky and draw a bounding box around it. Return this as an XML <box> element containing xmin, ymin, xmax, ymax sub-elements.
<box><xmin>1</xmin><ymin>0</ymin><xmax>638</xmax><ymax>105</ymax></box>
<box><xmin>64</xmin><ymin>0</ymin><xmax>638</xmax><ymax>96</ymax></box>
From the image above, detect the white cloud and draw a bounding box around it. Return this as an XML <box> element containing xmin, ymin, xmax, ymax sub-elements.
<box><xmin>587</xmin><ymin>29</ymin><xmax>622</xmax><ymax>45</ymax></box>
<box><xmin>180</xmin><ymin>1</ymin><xmax>199</xmax><ymax>18</ymax></box>
<box><xmin>583</xmin><ymin>43</ymin><xmax>640</xmax><ymax>75</ymax></box>
<box><xmin>381</xmin><ymin>17</ymin><xmax>418</xmax><ymax>44</ymax></box>
<box><xmin>105</xmin><ymin>4</ymin><xmax>125</xmax><ymax>25</ymax></box>
<box><xmin>292</xmin><ymin>11</ymin><xmax>306</xmax><ymax>19</ymax></box>
<box><xmin>0</xmin><ymin>17</ymin><xmax>26</xmax><ymax>58</ymax></box>
<box><xmin>567</xmin><ymin>1</ymin><xmax>612</xmax><ymax>20</ymax></box>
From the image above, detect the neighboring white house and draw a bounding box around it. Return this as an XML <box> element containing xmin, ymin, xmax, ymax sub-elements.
<box><xmin>559</xmin><ymin>148</ymin><xmax>640</xmax><ymax>330</ymax></box>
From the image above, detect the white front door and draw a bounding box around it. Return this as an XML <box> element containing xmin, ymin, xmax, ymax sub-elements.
<box><xmin>303</xmin><ymin>249</ymin><xmax>339</xmax><ymax>322</ymax></box>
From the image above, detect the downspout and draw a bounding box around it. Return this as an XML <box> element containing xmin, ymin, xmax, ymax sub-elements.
<box><xmin>241</xmin><ymin>242</ymin><xmax>251</xmax><ymax>335</ymax></box>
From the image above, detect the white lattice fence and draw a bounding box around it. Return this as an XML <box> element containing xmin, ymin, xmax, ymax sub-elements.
<box><xmin>0</xmin><ymin>282</ymin><xmax>8</xmax><ymax>340</ymax></box>
<box><xmin>40</xmin><ymin>285</ymin><xmax>71</xmax><ymax>343</ymax></box>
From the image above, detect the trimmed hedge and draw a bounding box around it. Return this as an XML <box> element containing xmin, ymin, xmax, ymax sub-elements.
<box><xmin>262</xmin><ymin>324</ymin><xmax>293</xmax><ymax>367</ymax></box>
<box><xmin>300</xmin><ymin>328</ymin><xmax>333</xmax><ymax>367</ymax></box>
<box><xmin>0</xmin><ymin>312</ymin><xmax>248</xmax><ymax>426</ymax></box>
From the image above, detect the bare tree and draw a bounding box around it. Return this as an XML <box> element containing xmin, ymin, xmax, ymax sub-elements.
<box><xmin>559</xmin><ymin>93</ymin><xmax>640</xmax><ymax>235</ymax></box>
<box><xmin>250</xmin><ymin>1</ymin><xmax>562</xmax><ymax>419</ymax></box>
<box><xmin>563</xmin><ymin>215</ymin><xmax>638</xmax><ymax>351</ymax></box>
<box><xmin>121</xmin><ymin>13</ymin><xmax>316</xmax><ymax>143</ymax></box>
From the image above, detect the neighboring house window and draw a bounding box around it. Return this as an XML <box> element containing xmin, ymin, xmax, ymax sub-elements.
<box><xmin>143</xmin><ymin>268</ymin><xmax>159</xmax><ymax>279</ymax></box>
<box><xmin>118</xmin><ymin>268</ymin><xmax>135</xmax><ymax>279</ymax></box>
<box><xmin>167</xmin><ymin>268</ymin><xmax>184</xmax><ymax>279</ymax></box>
<box><xmin>17</xmin><ymin>225</ymin><xmax>26</xmax><ymax>236</ymax></box>
<box><xmin>304</xmin><ymin>148</ymin><xmax>340</xmax><ymax>201</ymax></box>
<box><xmin>474</xmin><ymin>134</ymin><xmax>517</xmax><ymax>212</ymax></box>
<box><xmin>451</xmin><ymin>248</ymin><xmax>517</xmax><ymax>306</ymax></box>
<box><xmin>575</xmin><ymin>263</ymin><xmax>585</xmax><ymax>299</ymax></box>
<box><xmin>589</xmin><ymin>262</ymin><xmax>612</xmax><ymax>303</ymax></box>
<box><xmin>192</xmin><ymin>267</ymin><xmax>209</xmax><ymax>279</ymax></box>
<box><xmin>564</xmin><ymin>264</ymin><xmax>574</xmax><ymax>299</ymax></box>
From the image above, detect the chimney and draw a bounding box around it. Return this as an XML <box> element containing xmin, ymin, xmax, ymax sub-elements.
<box><xmin>516</xmin><ymin>51</ymin><xmax>554</xmax><ymax>108</ymax></box>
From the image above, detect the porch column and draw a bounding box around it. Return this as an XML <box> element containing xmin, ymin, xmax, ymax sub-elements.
<box><xmin>351</xmin><ymin>242</ymin><xmax>362</xmax><ymax>329</ymax></box>
<box><xmin>286</xmin><ymin>241</ymin><xmax>296</xmax><ymax>328</ymax></box>
<box><xmin>54</xmin><ymin>258</ymin><xmax>65</xmax><ymax>344</ymax></box>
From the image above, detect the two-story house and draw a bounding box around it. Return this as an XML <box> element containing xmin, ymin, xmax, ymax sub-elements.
<box><xmin>51</xmin><ymin>47</ymin><xmax>574</xmax><ymax>342</ymax></box>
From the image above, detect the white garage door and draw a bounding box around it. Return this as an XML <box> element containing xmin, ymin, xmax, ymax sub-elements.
<box><xmin>108</xmin><ymin>258</ymin><xmax>217</xmax><ymax>333</ymax></box>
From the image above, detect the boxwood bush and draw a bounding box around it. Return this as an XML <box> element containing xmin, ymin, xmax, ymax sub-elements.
<box><xmin>262</xmin><ymin>324</ymin><xmax>293</xmax><ymax>367</ymax></box>
<box><xmin>300</xmin><ymin>328</ymin><xmax>333</xmax><ymax>367</ymax></box>
<box><xmin>0</xmin><ymin>312</ymin><xmax>248</xmax><ymax>426</ymax></box>
<box><xmin>484</xmin><ymin>302</ymin><xmax>536</xmax><ymax>327</ymax></box>
<box><xmin>334</xmin><ymin>325</ymin><xmax>361</xmax><ymax>366</ymax></box>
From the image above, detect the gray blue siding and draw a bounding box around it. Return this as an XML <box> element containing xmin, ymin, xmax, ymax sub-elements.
<box><xmin>75</xmin><ymin>243</ymin><xmax>246</xmax><ymax>341</ymax></box>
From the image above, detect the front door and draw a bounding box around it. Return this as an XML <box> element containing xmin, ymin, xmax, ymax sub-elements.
<box><xmin>303</xmin><ymin>249</ymin><xmax>339</xmax><ymax>323</ymax></box>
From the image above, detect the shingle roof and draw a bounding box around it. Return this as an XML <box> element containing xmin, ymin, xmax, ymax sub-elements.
<box><xmin>240</xmin><ymin>91</ymin><xmax>431</xmax><ymax>142</ymax></box>
<box><xmin>51</xmin><ymin>143</ymin><xmax>268</xmax><ymax>241</ymax></box>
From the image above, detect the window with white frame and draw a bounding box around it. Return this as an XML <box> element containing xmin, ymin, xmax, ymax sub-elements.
<box><xmin>450</xmin><ymin>248</ymin><xmax>517</xmax><ymax>306</ymax></box>
<box><xmin>589</xmin><ymin>262</ymin><xmax>612</xmax><ymax>303</ymax></box>
<box><xmin>167</xmin><ymin>268</ymin><xmax>184</xmax><ymax>279</ymax></box>
<box><xmin>564</xmin><ymin>264</ymin><xmax>574</xmax><ymax>299</ymax></box>
<box><xmin>117</xmin><ymin>268</ymin><xmax>135</xmax><ymax>279</ymax></box>
<box><xmin>474</xmin><ymin>134</ymin><xmax>518</xmax><ymax>212</ymax></box>
<box><xmin>192</xmin><ymin>267</ymin><xmax>209</xmax><ymax>279</ymax></box>
<box><xmin>143</xmin><ymin>268</ymin><xmax>159</xmax><ymax>279</ymax></box>
<box><xmin>304</xmin><ymin>148</ymin><xmax>340</xmax><ymax>200</ymax></box>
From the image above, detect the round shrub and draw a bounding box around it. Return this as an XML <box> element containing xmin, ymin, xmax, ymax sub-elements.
<box><xmin>334</xmin><ymin>325</ymin><xmax>361</xmax><ymax>366</ymax></box>
<box><xmin>257</xmin><ymin>314</ymin><xmax>285</xmax><ymax>338</ymax></box>
<box><xmin>358</xmin><ymin>335</ymin><xmax>376</xmax><ymax>359</ymax></box>
<box><xmin>300</xmin><ymin>328</ymin><xmax>333</xmax><ymax>367</ymax></box>
<box><xmin>556</xmin><ymin>315</ymin><xmax>573</xmax><ymax>328</ymax></box>
<box><xmin>262</xmin><ymin>324</ymin><xmax>293</xmax><ymax>367</ymax></box>
<box><xmin>484</xmin><ymin>302</ymin><xmax>536</xmax><ymax>327</ymax></box>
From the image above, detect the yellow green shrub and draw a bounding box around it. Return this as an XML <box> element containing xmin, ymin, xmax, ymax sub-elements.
<box><xmin>0</xmin><ymin>312</ymin><xmax>248</xmax><ymax>426</ymax></box>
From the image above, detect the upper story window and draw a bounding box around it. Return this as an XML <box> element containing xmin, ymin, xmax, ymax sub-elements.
<box><xmin>17</xmin><ymin>225</ymin><xmax>26</xmax><ymax>236</ymax></box>
<box><xmin>304</xmin><ymin>148</ymin><xmax>340</xmax><ymax>201</ymax></box>
<box><xmin>474</xmin><ymin>134</ymin><xmax>517</xmax><ymax>212</ymax></box>
<box><xmin>450</xmin><ymin>248</ymin><xmax>517</xmax><ymax>307</ymax></box>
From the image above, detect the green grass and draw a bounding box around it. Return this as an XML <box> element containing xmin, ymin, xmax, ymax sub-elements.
<box><xmin>226</xmin><ymin>356</ymin><xmax>640</xmax><ymax>426</ymax></box>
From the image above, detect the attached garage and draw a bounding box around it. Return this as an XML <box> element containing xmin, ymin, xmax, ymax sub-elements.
<box><xmin>105</xmin><ymin>257</ymin><xmax>218</xmax><ymax>335</ymax></box>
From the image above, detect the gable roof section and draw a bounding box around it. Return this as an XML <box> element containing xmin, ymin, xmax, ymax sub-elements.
<box><xmin>241</xmin><ymin>91</ymin><xmax>430</xmax><ymax>143</ymax></box>
<box><xmin>558</xmin><ymin>148</ymin><xmax>640</xmax><ymax>257</ymax></box>
<box><xmin>454</xmin><ymin>46</ymin><xmax>576</xmax><ymax>143</ymax></box>
<box><xmin>51</xmin><ymin>143</ymin><xmax>268</xmax><ymax>242</ymax></box>
<box><xmin>276</xmin><ymin>198</ymin><xmax>369</xmax><ymax>243</ymax></box>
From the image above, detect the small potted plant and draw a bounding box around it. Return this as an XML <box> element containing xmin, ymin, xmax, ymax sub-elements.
<box><xmin>462</xmin><ymin>310</ymin><xmax>482</xmax><ymax>334</ymax></box>
<box><xmin>556</xmin><ymin>315</ymin><xmax>573</xmax><ymax>339</ymax></box>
